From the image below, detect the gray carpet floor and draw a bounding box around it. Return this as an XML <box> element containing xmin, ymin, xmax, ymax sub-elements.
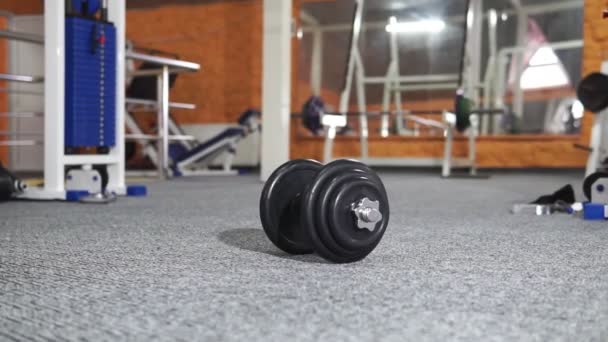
<box><xmin>0</xmin><ymin>170</ymin><xmax>607</xmax><ymax>341</ymax></box>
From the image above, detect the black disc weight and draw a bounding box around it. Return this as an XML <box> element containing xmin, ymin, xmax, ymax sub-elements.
<box><xmin>302</xmin><ymin>159</ymin><xmax>390</xmax><ymax>263</ymax></box>
<box><xmin>260</xmin><ymin>159</ymin><xmax>322</xmax><ymax>254</ymax></box>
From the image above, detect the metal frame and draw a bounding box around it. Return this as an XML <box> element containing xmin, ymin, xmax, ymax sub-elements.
<box><xmin>320</xmin><ymin>0</ymin><xmax>478</xmax><ymax>177</ymax></box>
<box><xmin>302</xmin><ymin>0</ymin><xmax>583</xmax><ymax>137</ymax></box>
<box><xmin>124</xmin><ymin>51</ymin><xmax>200</xmax><ymax>179</ymax></box>
<box><xmin>585</xmin><ymin>61</ymin><xmax>608</xmax><ymax>177</ymax></box>
<box><xmin>261</xmin><ymin>0</ymin><xmax>292</xmax><ymax>181</ymax></box>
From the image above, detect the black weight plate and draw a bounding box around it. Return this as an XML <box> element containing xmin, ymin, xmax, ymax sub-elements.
<box><xmin>328</xmin><ymin>179</ymin><xmax>388</xmax><ymax>250</ymax></box>
<box><xmin>260</xmin><ymin>159</ymin><xmax>322</xmax><ymax>254</ymax></box>
<box><xmin>317</xmin><ymin>176</ymin><xmax>384</xmax><ymax>256</ymax></box>
<box><xmin>302</xmin><ymin>159</ymin><xmax>390</xmax><ymax>263</ymax></box>
<box><xmin>583</xmin><ymin>172</ymin><xmax>608</xmax><ymax>201</ymax></box>
<box><xmin>577</xmin><ymin>73</ymin><xmax>608</xmax><ymax>113</ymax></box>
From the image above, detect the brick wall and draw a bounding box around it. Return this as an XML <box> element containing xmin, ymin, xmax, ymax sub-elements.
<box><xmin>126</xmin><ymin>1</ymin><xmax>264</xmax><ymax>124</ymax></box>
<box><xmin>1</xmin><ymin>1</ymin><xmax>42</xmax><ymax>15</ymax></box>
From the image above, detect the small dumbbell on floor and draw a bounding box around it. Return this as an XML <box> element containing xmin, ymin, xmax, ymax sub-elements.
<box><xmin>259</xmin><ymin>159</ymin><xmax>390</xmax><ymax>263</ymax></box>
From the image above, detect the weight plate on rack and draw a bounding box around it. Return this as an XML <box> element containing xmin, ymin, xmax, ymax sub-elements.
<box><xmin>260</xmin><ymin>159</ymin><xmax>322</xmax><ymax>254</ymax></box>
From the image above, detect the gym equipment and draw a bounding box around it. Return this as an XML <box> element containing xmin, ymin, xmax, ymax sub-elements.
<box><xmin>579</xmin><ymin>62</ymin><xmax>608</xmax><ymax>177</ymax></box>
<box><xmin>583</xmin><ymin>172</ymin><xmax>608</xmax><ymax>203</ymax></box>
<box><xmin>65</xmin><ymin>0</ymin><xmax>116</xmax><ymax>149</ymax></box>
<box><xmin>583</xmin><ymin>203</ymin><xmax>607</xmax><ymax>221</ymax></box>
<box><xmin>126</xmin><ymin>185</ymin><xmax>147</xmax><ymax>197</ymax></box>
<box><xmin>322</xmin><ymin>110</ymin><xmax>479</xmax><ymax>178</ymax></box>
<box><xmin>68</xmin><ymin>0</ymin><xmax>102</xmax><ymax>17</ymax></box>
<box><xmin>0</xmin><ymin>163</ymin><xmax>26</xmax><ymax>201</ymax></box>
<box><xmin>577</xmin><ymin>73</ymin><xmax>608</xmax><ymax>113</ymax></box>
<box><xmin>66</xmin><ymin>168</ymin><xmax>103</xmax><ymax>194</ymax></box>
<box><xmin>512</xmin><ymin>184</ymin><xmax>576</xmax><ymax>216</ymax></box>
<box><xmin>260</xmin><ymin>159</ymin><xmax>389</xmax><ymax>263</ymax></box>
<box><xmin>65</xmin><ymin>165</ymin><xmax>117</xmax><ymax>203</ymax></box>
<box><xmin>454</xmin><ymin>93</ymin><xmax>474</xmax><ymax>133</ymax></box>
<box><xmin>301</xmin><ymin>96</ymin><xmax>325</xmax><ymax>135</ymax></box>
<box><xmin>531</xmin><ymin>184</ymin><xmax>576</xmax><ymax>205</ymax></box>
<box><xmin>316</xmin><ymin>0</ymin><xmax>480</xmax><ymax>178</ymax></box>
<box><xmin>0</xmin><ymin>1</ymin><xmax>132</xmax><ymax>201</ymax></box>
<box><xmin>171</xmin><ymin>110</ymin><xmax>260</xmax><ymax>177</ymax></box>
<box><xmin>124</xmin><ymin>50</ymin><xmax>256</xmax><ymax>178</ymax></box>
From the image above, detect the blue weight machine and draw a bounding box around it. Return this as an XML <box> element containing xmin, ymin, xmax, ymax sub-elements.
<box><xmin>65</xmin><ymin>0</ymin><xmax>116</xmax><ymax>151</ymax></box>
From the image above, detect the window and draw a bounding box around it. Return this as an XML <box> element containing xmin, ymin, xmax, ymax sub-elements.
<box><xmin>520</xmin><ymin>46</ymin><xmax>570</xmax><ymax>90</ymax></box>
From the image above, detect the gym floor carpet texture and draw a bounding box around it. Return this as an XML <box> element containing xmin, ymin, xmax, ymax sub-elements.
<box><xmin>0</xmin><ymin>171</ymin><xmax>606</xmax><ymax>341</ymax></box>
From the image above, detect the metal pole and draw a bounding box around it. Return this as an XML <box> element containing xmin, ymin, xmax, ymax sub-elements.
<box><xmin>513</xmin><ymin>8</ymin><xmax>528</xmax><ymax>122</ymax></box>
<box><xmin>107</xmin><ymin>0</ymin><xmax>126</xmax><ymax>194</ymax></box>
<box><xmin>482</xmin><ymin>9</ymin><xmax>498</xmax><ymax>135</ymax></box>
<box><xmin>310</xmin><ymin>28</ymin><xmax>323</xmax><ymax>96</ymax></box>
<box><xmin>0</xmin><ymin>29</ymin><xmax>44</xmax><ymax>45</ymax></box>
<box><xmin>157</xmin><ymin>66</ymin><xmax>170</xmax><ymax>179</ymax></box>
<box><xmin>389</xmin><ymin>28</ymin><xmax>405</xmax><ymax>135</ymax></box>
<box><xmin>261</xmin><ymin>0</ymin><xmax>292</xmax><ymax>181</ymax></box>
<box><xmin>442</xmin><ymin>122</ymin><xmax>453</xmax><ymax>178</ymax></box>
<box><xmin>338</xmin><ymin>0</ymin><xmax>364</xmax><ymax>114</ymax></box>
<box><xmin>469</xmin><ymin>115</ymin><xmax>479</xmax><ymax>176</ymax></box>
<box><xmin>323</xmin><ymin>126</ymin><xmax>336</xmax><ymax>163</ymax></box>
<box><xmin>380</xmin><ymin>61</ymin><xmax>393</xmax><ymax>138</ymax></box>
<box><xmin>466</xmin><ymin>0</ymin><xmax>483</xmax><ymax>103</ymax></box>
<box><xmin>352</xmin><ymin>50</ymin><xmax>368</xmax><ymax>160</ymax></box>
<box><xmin>43</xmin><ymin>0</ymin><xmax>66</xmax><ymax>197</ymax></box>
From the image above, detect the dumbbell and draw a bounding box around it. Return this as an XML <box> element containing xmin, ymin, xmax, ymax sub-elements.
<box><xmin>259</xmin><ymin>159</ymin><xmax>390</xmax><ymax>263</ymax></box>
<box><xmin>0</xmin><ymin>163</ymin><xmax>26</xmax><ymax>202</ymax></box>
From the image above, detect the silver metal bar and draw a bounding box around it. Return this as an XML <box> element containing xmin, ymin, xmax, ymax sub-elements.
<box><xmin>159</xmin><ymin>66</ymin><xmax>170</xmax><ymax>179</ymax></box>
<box><xmin>125</xmin><ymin>112</ymin><xmax>160</xmax><ymax>166</ymax></box>
<box><xmin>0</xmin><ymin>112</ymin><xmax>43</xmax><ymax>118</ymax></box>
<box><xmin>126</xmin><ymin>51</ymin><xmax>200</xmax><ymax>72</ymax></box>
<box><xmin>0</xmin><ymin>131</ymin><xmax>41</xmax><ymax>136</ymax></box>
<box><xmin>125</xmin><ymin>134</ymin><xmax>196</xmax><ymax>141</ymax></box>
<box><xmin>126</xmin><ymin>170</ymin><xmax>160</xmax><ymax>178</ymax></box>
<box><xmin>0</xmin><ymin>73</ymin><xmax>44</xmax><ymax>83</ymax></box>
<box><xmin>0</xmin><ymin>88</ymin><xmax>44</xmax><ymax>95</ymax></box>
<box><xmin>365</xmin><ymin>74</ymin><xmax>459</xmax><ymax>85</ymax></box>
<box><xmin>401</xmin><ymin>113</ymin><xmax>447</xmax><ymax>130</ymax></box>
<box><xmin>354</xmin><ymin>48</ymin><xmax>368</xmax><ymax>160</ymax></box>
<box><xmin>499</xmin><ymin>39</ymin><xmax>583</xmax><ymax>55</ymax></box>
<box><xmin>128</xmin><ymin>68</ymin><xmax>198</xmax><ymax>77</ymax></box>
<box><xmin>125</xmin><ymin>97</ymin><xmax>196</xmax><ymax>110</ymax></box>
<box><xmin>468</xmin><ymin>115</ymin><xmax>479</xmax><ymax>176</ymax></box>
<box><xmin>392</xmin><ymin>83</ymin><xmax>458</xmax><ymax>92</ymax></box>
<box><xmin>0</xmin><ymin>29</ymin><xmax>44</xmax><ymax>44</ymax></box>
<box><xmin>0</xmin><ymin>140</ymin><xmax>42</xmax><ymax>146</ymax></box>
<box><xmin>442</xmin><ymin>125</ymin><xmax>454</xmax><ymax>178</ymax></box>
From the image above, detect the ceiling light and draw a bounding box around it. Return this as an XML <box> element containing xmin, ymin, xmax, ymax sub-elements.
<box><xmin>385</xmin><ymin>17</ymin><xmax>446</xmax><ymax>34</ymax></box>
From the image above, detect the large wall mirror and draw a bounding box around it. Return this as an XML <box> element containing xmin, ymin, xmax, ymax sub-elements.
<box><xmin>297</xmin><ymin>0</ymin><xmax>584</xmax><ymax>138</ymax></box>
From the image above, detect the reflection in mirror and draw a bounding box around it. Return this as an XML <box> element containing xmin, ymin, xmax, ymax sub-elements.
<box><xmin>298</xmin><ymin>0</ymin><xmax>584</xmax><ymax>137</ymax></box>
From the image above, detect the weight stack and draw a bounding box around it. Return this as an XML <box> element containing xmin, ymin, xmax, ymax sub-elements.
<box><xmin>65</xmin><ymin>16</ymin><xmax>117</xmax><ymax>149</ymax></box>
